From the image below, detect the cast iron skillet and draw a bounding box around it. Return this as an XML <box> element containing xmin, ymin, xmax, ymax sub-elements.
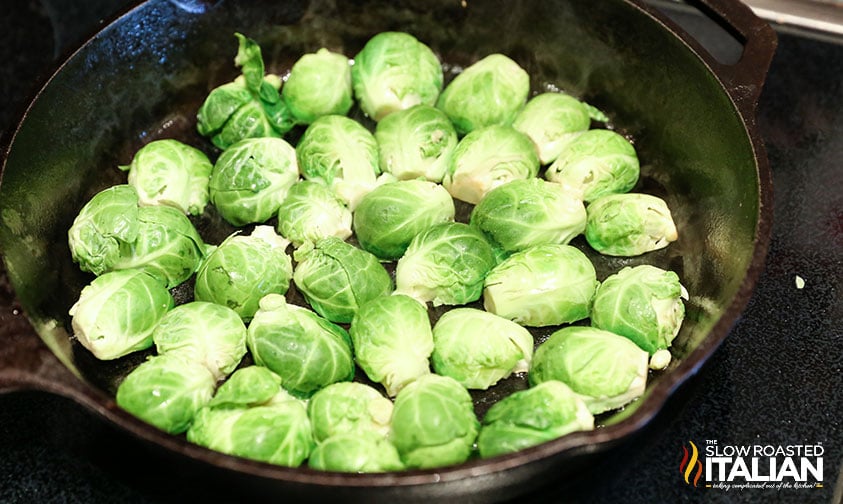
<box><xmin>0</xmin><ymin>0</ymin><xmax>775</xmax><ymax>501</ymax></box>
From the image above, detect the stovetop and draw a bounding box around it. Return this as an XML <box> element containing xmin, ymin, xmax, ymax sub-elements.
<box><xmin>1</xmin><ymin>1</ymin><xmax>842</xmax><ymax>503</ymax></box>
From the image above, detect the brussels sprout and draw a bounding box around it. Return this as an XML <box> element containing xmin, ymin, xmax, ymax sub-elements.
<box><xmin>351</xmin><ymin>31</ymin><xmax>443</xmax><ymax>121</ymax></box>
<box><xmin>470</xmin><ymin>178</ymin><xmax>586</xmax><ymax>253</ymax></box>
<box><xmin>187</xmin><ymin>401</ymin><xmax>314</xmax><ymax>467</ymax></box>
<box><xmin>431</xmin><ymin>307</ymin><xmax>534</xmax><ymax>390</ymax></box>
<box><xmin>477</xmin><ymin>380</ymin><xmax>594</xmax><ymax>458</ymax></box>
<box><xmin>209</xmin><ymin>137</ymin><xmax>299</xmax><ymax>226</ymax></box>
<box><xmin>293</xmin><ymin>236</ymin><xmax>393</xmax><ymax>323</ymax></box>
<box><xmin>194</xmin><ymin>226</ymin><xmax>293</xmax><ymax>321</ymax></box>
<box><xmin>511</xmin><ymin>92</ymin><xmax>592</xmax><ymax>164</ymax></box>
<box><xmin>116</xmin><ymin>353</ymin><xmax>216</xmax><ymax>434</ymax></box>
<box><xmin>483</xmin><ymin>244</ymin><xmax>598</xmax><ymax>327</ymax></box>
<box><xmin>69</xmin><ymin>269</ymin><xmax>174</xmax><ymax>360</ymax></box>
<box><xmin>529</xmin><ymin>326</ymin><xmax>649</xmax><ymax>414</ymax></box>
<box><xmin>436</xmin><ymin>54</ymin><xmax>529</xmax><ymax>135</ymax></box>
<box><xmin>67</xmin><ymin>184</ymin><xmax>140</xmax><ymax>276</ymax></box>
<box><xmin>296</xmin><ymin>114</ymin><xmax>388</xmax><ymax>210</ymax></box>
<box><xmin>307</xmin><ymin>382</ymin><xmax>394</xmax><ymax>441</ymax></box>
<box><xmin>119</xmin><ymin>139</ymin><xmax>213</xmax><ymax>216</ymax></box>
<box><xmin>585</xmin><ymin>193</ymin><xmax>678</xmax><ymax>256</ymax></box>
<box><xmin>111</xmin><ymin>204</ymin><xmax>207</xmax><ymax>288</ymax></box>
<box><xmin>68</xmin><ymin>185</ymin><xmax>205</xmax><ymax>287</ymax></box>
<box><xmin>349</xmin><ymin>294</ymin><xmax>434</xmax><ymax>397</ymax></box>
<box><xmin>353</xmin><ymin>179</ymin><xmax>455</xmax><ymax>260</ymax></box>
<box><xmin>394</xmin><ymin>222</ymin><xmax>497</xmax><ymax>306</ymax></box>
<box><xmin>247</xmin><ymin>294</ymin><xmax>355</xmax><ymax>397</ymax></box>
<box><xmin>443</xmin><ymin>125</ymin><xmax>540</xmax><ymax>205</ymax></box>
<box><xmin>308</xmin><ymin>432</ymin><xmax>404</xmax><ymax>473</ymax></box>
<box><xmin>209</xmin><ymin>366</ymin><xmax>298</xmax><ymax>409</ymax></box>
<box><xmin>197</xmin><ymin>33</ymin><xmax>294</xmax><ymax>149</ymax></box>
<box><xmin>544</xmin><ymin>129</ymin><xmax>640</xmax><ymax>202</ymax></box>
<box><xmin>152</xmin><ymin>301</ymin><xmax>248</xmax><ymax>380</ymax></box>
<box><xmin>281</xmin><ymin>48</ymin><xmax>353</xmax><ymax>124</ymax></box>
<box><xmin>590</xmin><ymin>265</ymin><xmax>686</xmax><ymax>365</ymax></box>
<box><xmin>389</xmin><ymin>374</ymin><xmax>479</xmax><ymax>469</ymax></box>
<box><xmin>374</xmin><ymin>104</ymin><xmax>458</xmax><ymax>182</ymax></box>
<box><xmin>276</xmin><ymin>180</ymin><xmax>352</xmax><ymax>248</ymax></box>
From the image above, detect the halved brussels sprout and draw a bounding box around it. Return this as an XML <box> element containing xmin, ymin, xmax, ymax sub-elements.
<box><xmin>208</xmin><ymin>365</ymin><xmax>298</xmax><ymax>409</ymax></box>
<box><xmin>187</xmin><ymin>401</ymin><xmax>314</xmax><ymax>467</ymax></box>
<box><xmin>296</xmin><ymin>114</ymin><xmax>389</xmax><ymax>209</ymax></box>
<box><xmin>477</xmin><ymin>380</ymin><xmax>594</xmax><ymax>458</ymax></box>
<box><xmin>196</xmin><ymin>33</ymin><xmax>294</xmax><ymax>149</ymax></box>
<box><xmin>110</xmin><ymin>204</ymin><xmax>207</xmax><ymax>288</ymax></box>
<box><xmin>116</xmin><ymin>353</ymin><xmax>217</xmax><ymax>434</ymax></box>
<box><xmin>483</xmin><ymin>244</ymin><xmax>598</xmax><ymax>327</ymax></box>
<box><xmin>349</xmin><ymin>293</ymin><xmax>434</xmax><ymax>397</ymax></box>
<box><xmin>375</xmin><ymin>104</ymin><xmax>458</xmax><ymax>182</ymax></box>
<box><xmin>529</xmin><ymin>326</ymin><xmax>650</xmax><ymax>415</ymax></box>
<box><xmin>282</xmin><ymin>48</ymin><xmax>353</xmax><ymax>124</ymax></box>
<box><xmin>585</xmin><ymin>193</ymin><xmax>678</xmax><ymax>256</ymax></box>
<box><xmin>394</xmin><ymin>222</ymin><xmax>497</xmax><ymax>307</ymax></box>
<box><xmin>389</xmin><ymin>374</ymin><xmax>479</xmax><ymax>469</ymax></box>
<box><xmin>443</xmin><ymin>125</ymin><xmax>540</xmax><ymax>205</ymax></box>
<box><xmin>544</xmin><ymin>129</ymin><xmax>640</xmax><ymax>202</ymax></box>
<box><xmin>470</xmin><ymin>178</ymin><xmax>586</xmax><ymax>253</ymax></box>
<box><xmin>119</xmin><ymin>139</ymin><xmax>213</xmax><ymax>216</ymax></box>
<box><xmin>590</xmin><ymin>265</ymin><xmax>687</xmax><ymax>366</ymax></box>
<box><xmin>307</xmin><ymin>381</ymin><xmax>394</xmax><ymax>442</ymax></box>
<box><xmin>293</xmin><ymin>236</ymin><xmax>393</xmax><ymax>323</ymax></box>
<box><xmin>308</xmin><ymin>432</ymin><xmax>404</xmax><ymax>473</ymax></box>
<box><xmin>247</xmin><ymin>294</ymin><xmax>355</xmax><ymax>397</ymax></box>
<box><xmin>353</xmin><ymin>179</ymin><xmax>455</xmax><ymax>260</ymax></box>
<box><xmin>67</xmin><ymin>184</ymin><xmax>140</xmax><ymax>276</ymax></box>
<box><xmin>431</xmin><ymin>307</ymin><xmax>534</xmax><ymax>390</ymax></box>
<box><xmin>69</xmin><ymin>269</ymin><xmax>173</xmax><ymax>360</ymax></box>
<box><xmin>276</xmin><ymin>180</ymin><xmax>352</xmax><ymax>249</ymax></box>
<box><xmin>436</xmin><ymin>53</ymin><xmax>529</xmax><ymax>135</ymax></box>
<box><xmin>209</xmin><ymin>136</ymin><xmax>299</xmax><ymax>227</ymax></box>
<box><xmin>193</xmin><ymin>226</ymin><xmax>293</xmax><ymax>321</ymax></box>
<box><xmin>351</xmin><ymin>31</ymin><xmax>443</xmax><ymax>121</ymax></box>
<box><xmin>511</xmin><ymin>92</ymin><xmax>592</xmax><ymax>164</ymax></box>
<box><xmin>152</xmin><ymin>301</ymin><xmax>248</xmax><ymax>380</ymax></box>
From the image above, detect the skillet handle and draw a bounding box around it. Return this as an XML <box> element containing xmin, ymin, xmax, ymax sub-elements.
<box><xmin>681</xmin><ymin>0</ymin><xmax>778</xmax><ymax>116</ymax></box>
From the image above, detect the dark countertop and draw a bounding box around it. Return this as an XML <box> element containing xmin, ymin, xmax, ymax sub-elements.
<box><xmin>1</xmin><ymin>1</ymin><xmax>841</xmax><ymax>503</ymax></box>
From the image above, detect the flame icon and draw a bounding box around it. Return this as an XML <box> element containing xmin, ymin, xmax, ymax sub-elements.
<box><xmin>679</xmin><ymin>441</ymin><xmax>703</xmax><ymax>487</ymax></box>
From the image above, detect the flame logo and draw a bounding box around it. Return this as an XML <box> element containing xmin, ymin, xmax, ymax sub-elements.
<box><xmin>679</xmin><ymin>441</ymin><xmax>703</xmax><ymax>487</ymax></box>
